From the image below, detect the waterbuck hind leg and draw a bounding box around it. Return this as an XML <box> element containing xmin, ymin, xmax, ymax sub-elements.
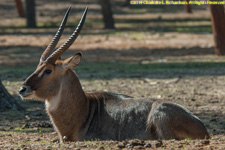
<box><xmin>147</xmin><ymin>101</ymin><xmax>209</xmax><ymax>140</ymax></box>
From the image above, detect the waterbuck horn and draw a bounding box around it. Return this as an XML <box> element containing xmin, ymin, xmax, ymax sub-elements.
<box><xmin>46</xmin><ymin>7</ymin><xmax>88</xmax><ymax>64</ymax></box>
<box><xmin>39</xmin><ymin>7</ymin><xmax>72</xmax><ymax>63</ymax></box>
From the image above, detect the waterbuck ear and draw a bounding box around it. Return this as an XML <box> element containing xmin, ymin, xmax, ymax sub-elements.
<box><xmin>62</xmin><ymin>52</ymin><xmax>82</xmax><ymax>69</ymax></box>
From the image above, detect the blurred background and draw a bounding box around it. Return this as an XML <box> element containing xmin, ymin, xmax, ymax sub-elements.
<box><xmin>0</xmin><ymin>0</ymin><xmax>222</xmax><ymax>67</ymax></box>
<box><xmin>1</xmin><ymin>0</ymin><xmax>224</xmax><ymax>67</ymax></box>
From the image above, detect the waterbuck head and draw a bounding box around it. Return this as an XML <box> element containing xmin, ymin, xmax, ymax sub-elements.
<box><xmin>19</xmin><ymin>7</ymin><xmax>88</xmax><ymax>101</ymax></box>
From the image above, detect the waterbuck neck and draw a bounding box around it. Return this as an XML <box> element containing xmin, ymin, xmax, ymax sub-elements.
<box><xmin>45</xmin><ymin>70</ymin><xmax>89</xmax><ymax>141</ymax></box>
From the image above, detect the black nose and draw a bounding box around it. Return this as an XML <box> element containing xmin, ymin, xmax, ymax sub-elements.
<box><xmin>19</xmin><ymin>86</ymin><xmax>28</xmax><ymax>95</ymax></box>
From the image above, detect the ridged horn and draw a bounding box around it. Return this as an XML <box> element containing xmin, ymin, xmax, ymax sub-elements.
<box><xmin>40</xmin><ymin>6</ymin><xmax>71</xmax><ymax>63</ymax></box>
<box><xmin>46</xmin><ymin>7</ymin><xmax>88</xmax><ymax>64</ymax></box>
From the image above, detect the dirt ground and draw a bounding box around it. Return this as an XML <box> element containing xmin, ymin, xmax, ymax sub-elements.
<box><xmin>0</xmin><ymin>0</ymin><xmax>225</xmax><ymax>149</ymax></box>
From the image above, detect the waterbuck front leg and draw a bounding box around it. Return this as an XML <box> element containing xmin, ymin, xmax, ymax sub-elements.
<box><xmin>147</xmin><ymin>101</ymin><xmax>209</xmax><ymax>140</ymax></box>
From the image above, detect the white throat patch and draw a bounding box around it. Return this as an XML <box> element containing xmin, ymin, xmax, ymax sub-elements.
<box><xmin>45</xmin><ymin>84</ymin><xmax>62</xmax><ymax>112</ymax></box>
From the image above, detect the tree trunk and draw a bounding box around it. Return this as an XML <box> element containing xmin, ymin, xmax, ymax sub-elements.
<box><xmin>25</xmin><ymin>0</ymin><xmax>36</xmax><ymax>28</ymax></box>
<box><xmin>99</xmin><ymin>0</ymin><xmax>115</xmax><ymax>29</ymax></box>
<box><xmin>185</xmin><ymin>0</ymin><xmax>192</xmax><ymax>13</ymax></box>
<box><xmin>209</xmin><ymin>4</ymin><xmax>225</xmax><ymax>55</ymax></box>
<box><xmin>15</xmin><ymin>0</ymin><xmax>25</xmax><ymax>17</ymax></box>
<box><xmin>0</xmin><ymin>80</ymin><xmax>24</xmax><ymax>111</ymax></box>
<box><xmin>123</xmin><ymin>0</ymin><xmax>130</xmax><ymax>6</ymax></box>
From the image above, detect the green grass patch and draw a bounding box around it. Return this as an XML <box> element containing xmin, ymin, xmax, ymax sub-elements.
<box><xmin>1</xmin><ymin>61</ymin><xmax>225</xmax><ymax>81</ymax></box>
<box><xmin>75</xmin><ymin>61</ymin><xmax>225</xmax><ymax>79</ymax></box>
<box><xmin>77</xmin><ymin>61</ymin><xmax>225</xmax><ymax>72</ymax></box>
<box><xmin>12</xmin><ymin>128</ymin><xmax>53</xmax><ymax>134</ymax></box>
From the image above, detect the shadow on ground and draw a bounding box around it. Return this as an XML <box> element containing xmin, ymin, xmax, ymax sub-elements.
<box><xmin>0</xmin><ymin>45</ymin><xmax>225</xmax><ymax>80</ymax></box>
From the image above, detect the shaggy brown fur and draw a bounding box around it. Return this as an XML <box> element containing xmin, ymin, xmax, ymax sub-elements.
<box><xmin>19</xmin><ymin>53</ymin><xmax>209</xmax><ymax>142</ymax></box>
<box><xmin>19</xmin><ymin>7</ymin><xmax>209</xmax><ymax>142</ymax></box>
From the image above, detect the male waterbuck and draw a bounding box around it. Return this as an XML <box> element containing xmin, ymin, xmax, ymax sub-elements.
<box><xmin>19</xmin><ymin>7</ymin><xmax>209</xmax><ymax>142</ymax></box>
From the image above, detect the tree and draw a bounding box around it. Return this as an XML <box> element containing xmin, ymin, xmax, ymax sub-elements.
<box><xmin>0</xmin><ymin>80</ymin><xmax>24</xmax><ymax>111</ymax></box>
<box><xmin>209</xmin><ymin>4</ymin><xmax>225</xmax><ymax>55</ymax></box>
<box><xmin>185</xmin><ymin>0</ymin><xmax>192</xmax><ymax>13</ymax></box>
<box><xmin>25</xmin><ymin>0</ymin><xmax>36</xmax><ymax>28</ymax></box>
<box><xmin>15</xmin><ymin>0</ymin><xmax>25</xmax><ymax>18</ymax></box>
<box><xmin>123</xmin><ymin>0</ymin><xmax>131</xmax><ymax>6</ymax></box>
<box><xmin>99</xmin><ymin>0</ymin><xmax>115</xmax><ymax>29</ymax></box>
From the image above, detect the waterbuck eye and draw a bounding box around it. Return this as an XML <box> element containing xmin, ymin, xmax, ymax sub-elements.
<box><xmin>45</xmin><ymin>69</ymin><xmax>52</xmax><ymax>74</ymax></box>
